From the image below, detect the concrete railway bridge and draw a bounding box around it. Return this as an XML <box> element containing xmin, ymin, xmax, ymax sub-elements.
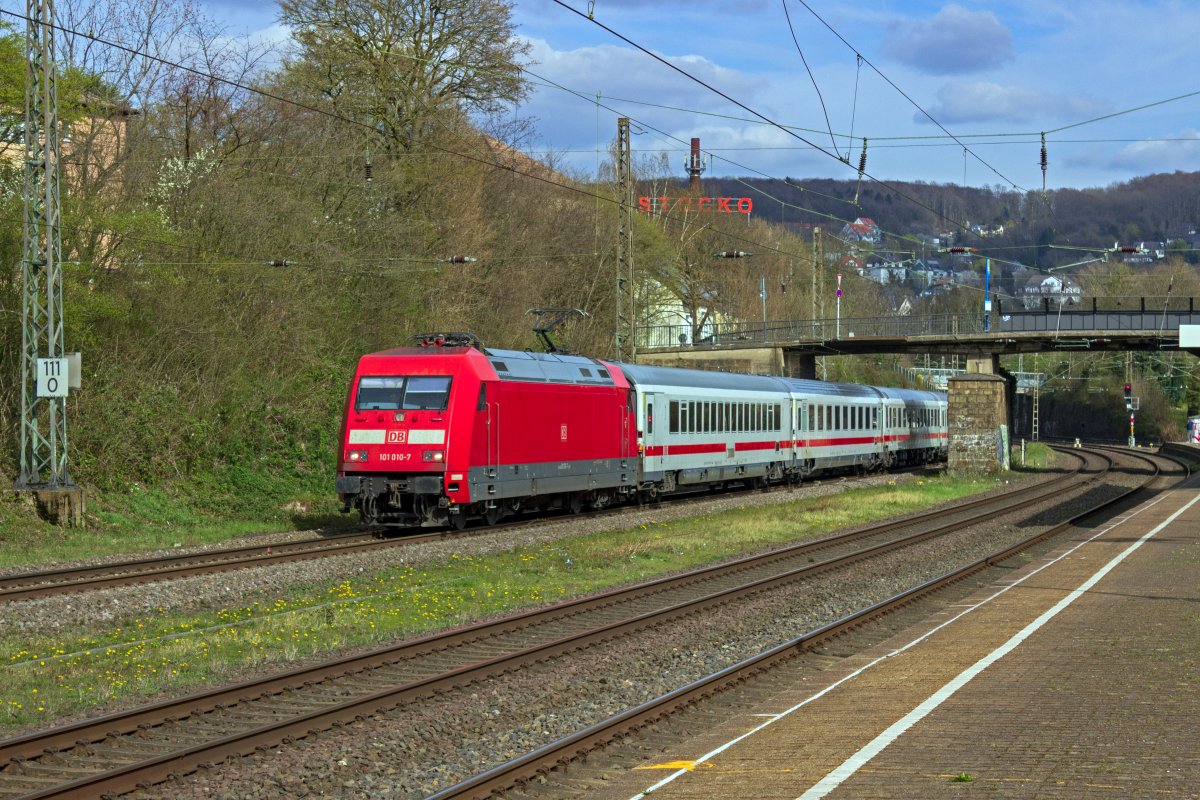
<box><xmin>632</xmin><ymin>296</ymin><xmax>1200</xmax><ymax>471</ymax></box>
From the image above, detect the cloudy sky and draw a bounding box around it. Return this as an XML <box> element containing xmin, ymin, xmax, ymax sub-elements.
<box><xmin>151</xmin><ymin>0</ymin><xmax>1200</xmax><ymax>189</ymax></box>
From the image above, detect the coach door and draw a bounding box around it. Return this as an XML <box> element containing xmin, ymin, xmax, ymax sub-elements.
<box><xmin>643</xmin><ymin>392</ymin><xmax>664</xmax><ymax>471</ymax></box>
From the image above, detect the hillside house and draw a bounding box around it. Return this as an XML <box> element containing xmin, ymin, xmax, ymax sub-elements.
<box><xmin>840</xmin><ymin>216</ymin><xmax>882</xmax><ymax>245</ymax></box>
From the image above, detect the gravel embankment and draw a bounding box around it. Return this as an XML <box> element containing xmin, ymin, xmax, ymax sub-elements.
<box><xmin>9</xmin><ymin>448</ymin><xmax>1159</xmax><ymax>800</ymax></box>
<box><xmin>115</xmin><ymin>455</ymin><xmax>1165</xmax><ymax>800</ymax></box>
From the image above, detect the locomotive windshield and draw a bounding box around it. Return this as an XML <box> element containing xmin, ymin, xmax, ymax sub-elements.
<box><xmin>355</xmin><ymin>376</ymin><xmax>452</xmax><ymax>411</ymax></box>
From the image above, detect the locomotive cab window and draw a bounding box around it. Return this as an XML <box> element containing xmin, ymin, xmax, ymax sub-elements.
<box><xmin>354</xmin><ymin>376</ymin><xmax>454</xmax><ymax>411</ymax></box>
<box><xmin>356</xmin><ymin>377</ymin><xmax>405</xmax><ymax>410</ymax></box>
<box><xmin>402</xmin><ymin>376</ymin><xmax>453</xmax><ymax>410</ymax></box>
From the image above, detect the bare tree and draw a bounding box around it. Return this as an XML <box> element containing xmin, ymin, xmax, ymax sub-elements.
<box><xmin>279</xmin><ymin>0</ymin><xmax>531</xmax><ymax>156</ymax></box>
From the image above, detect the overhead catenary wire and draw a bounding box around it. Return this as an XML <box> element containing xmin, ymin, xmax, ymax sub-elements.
<box><xmin>787</xmin><ymin>0</ymin><xmax>1028</xmax><ymax>194</ymax></box>
<box><xmin>781</xmin><ymin>0</ymin><xmax>842</xmax><ymax>160</ymax></box>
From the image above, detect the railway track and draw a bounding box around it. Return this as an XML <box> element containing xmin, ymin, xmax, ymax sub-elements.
<box><xmin>0</xmin><ymin>448</ymin><xmax>1112</xmax><ymax>799</ymax></box>
<box><xmin>0</xmin><ymin>465</ymin><xmax>936</xmax><ymax>605</ymax></box>
<box><xmin>431</xmin><ymin>446</ymin><xmax>1188</xmax><ymax>800</ymax></box>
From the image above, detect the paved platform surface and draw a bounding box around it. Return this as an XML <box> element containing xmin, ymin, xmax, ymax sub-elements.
<box><xmin>593</xmin><ymin>477</ymin><xmax>1200</xmax><ymax>800</ymax></box>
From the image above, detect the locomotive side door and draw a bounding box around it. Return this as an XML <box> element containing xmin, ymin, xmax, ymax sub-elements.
<box><xmin>484</xmin><ymin>384</ymin><xmax>499</xmax><ymax>479</ymax></box>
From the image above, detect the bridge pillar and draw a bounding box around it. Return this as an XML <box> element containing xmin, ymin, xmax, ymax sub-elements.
<box><xmin>947</xmin><ymin>372</ymin><xmax>1010</xmax><ymax>473</ymax></box>
<box><xmin>783</xmin><ymin>350</ymin><xmax>817</xmax><ymax>380</ymax></box>
<box><xmin>964</xmin><ymin>353</ymin><xmax>1001</xmax><ymax>374</ymax></box>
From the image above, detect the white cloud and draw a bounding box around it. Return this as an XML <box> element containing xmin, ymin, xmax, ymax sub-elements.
<box><xmin>1103</xmin><ymin>129</ymin><xmax>1200</xmax><ymax>173</ymax></box>
<box><xmin>919</xmin><ymin>81</ymin><xmax>1105</xmax><ymax>126</ymax></box>
<box><xmin>883</xmin><ymin>4</ymin><xmax>1013</xmax><ymax>75</ymax></box>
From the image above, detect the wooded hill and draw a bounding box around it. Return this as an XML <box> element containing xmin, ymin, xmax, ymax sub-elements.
<box><xmin>701</xmin><ymin>171</ymin><xmax>1200</xmax><ymax>267</ymax></box>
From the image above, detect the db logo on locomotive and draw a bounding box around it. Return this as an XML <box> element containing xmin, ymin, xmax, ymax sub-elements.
<box><xmin>386</xmin><ymin>430</ymin><xmax>407</xmax><ymax>444</ymax></box>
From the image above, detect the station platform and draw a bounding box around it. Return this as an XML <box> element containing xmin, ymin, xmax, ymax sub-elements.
<box><xmin>595</xmin><ymin>475</ymin><xmax>1200</xmax><ymax>799</ymax></box>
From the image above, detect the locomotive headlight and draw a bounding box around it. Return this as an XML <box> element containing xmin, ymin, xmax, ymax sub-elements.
<box><xmin>347</xmin><ymin>450</ymin><xmax>369</xmax><ymax>462</ymax></box>
<box><xmin>422</xmin><ymin>450</ymin><xmax>444</xmax><ymax>462</ymax></box>
<box><xmin>394</xmin><ymin>412</ymin><xmax>406</xmax><ymax>422</ymax></box>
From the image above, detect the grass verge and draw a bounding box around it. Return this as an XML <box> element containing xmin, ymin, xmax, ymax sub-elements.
<box><xmin>0</xmin><ymin>481</ymin><xmax>353</xmax><ymax>571</ymax></box>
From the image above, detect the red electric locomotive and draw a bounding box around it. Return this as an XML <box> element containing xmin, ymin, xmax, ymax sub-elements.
<box><xmin>336</xmin><ymin>334</ymin><xmax>637</xmax><ymax>527</ymax></box>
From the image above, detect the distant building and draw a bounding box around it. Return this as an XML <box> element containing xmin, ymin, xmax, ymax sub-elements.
<box><xmin>840</xmin><ymin>216</ymin><xmax>882</xmax><ymax>245</ymax></box>
<box><xmin>1018</xmin><ymin>274</ymin><xmax>1082</xmax><ymax>309</ymax></box>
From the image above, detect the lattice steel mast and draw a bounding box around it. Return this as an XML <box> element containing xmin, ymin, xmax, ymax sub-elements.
<box><xmin>614</xmin><ymin>117</ymin><xmax>633</xmax><ymax>361</ymax></box>
<box><xmin>16</xmin><ymin>0</ymin><xmax>72</xmax><ymax>490</ymax></box>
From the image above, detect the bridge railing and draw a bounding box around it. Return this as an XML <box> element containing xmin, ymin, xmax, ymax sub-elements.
<box><xmin>636</xmin><ymin>296</ymin><xmax>1200</xmax><ymax>349</ymax></box>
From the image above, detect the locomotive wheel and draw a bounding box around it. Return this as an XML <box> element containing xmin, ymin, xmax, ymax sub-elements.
<box><xmin>484</xmin><ymin>506</ymin><xmax>502</xmax><ymax>526</ymax></box>
<box><xmin>450</xmin><ymin>513</ymin><xmax>468</xmax><ymax>531</ymax></box>
<box><xmin>568</xmin><ymin>493</ymin><xmax>584</xmax><ymax>515</ymax></box>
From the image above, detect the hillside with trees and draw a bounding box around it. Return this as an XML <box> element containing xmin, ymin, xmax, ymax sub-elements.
<box><xmin>703</xmin><ymin>171</ymin><xmax>1200</xmax><ymax>268</ymax></box>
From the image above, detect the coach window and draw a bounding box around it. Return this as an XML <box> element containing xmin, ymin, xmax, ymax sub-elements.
<box><xmin>670</xmin><ymin>400</ymin><xmax>679</xmax><ymax>434</ymax></box>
